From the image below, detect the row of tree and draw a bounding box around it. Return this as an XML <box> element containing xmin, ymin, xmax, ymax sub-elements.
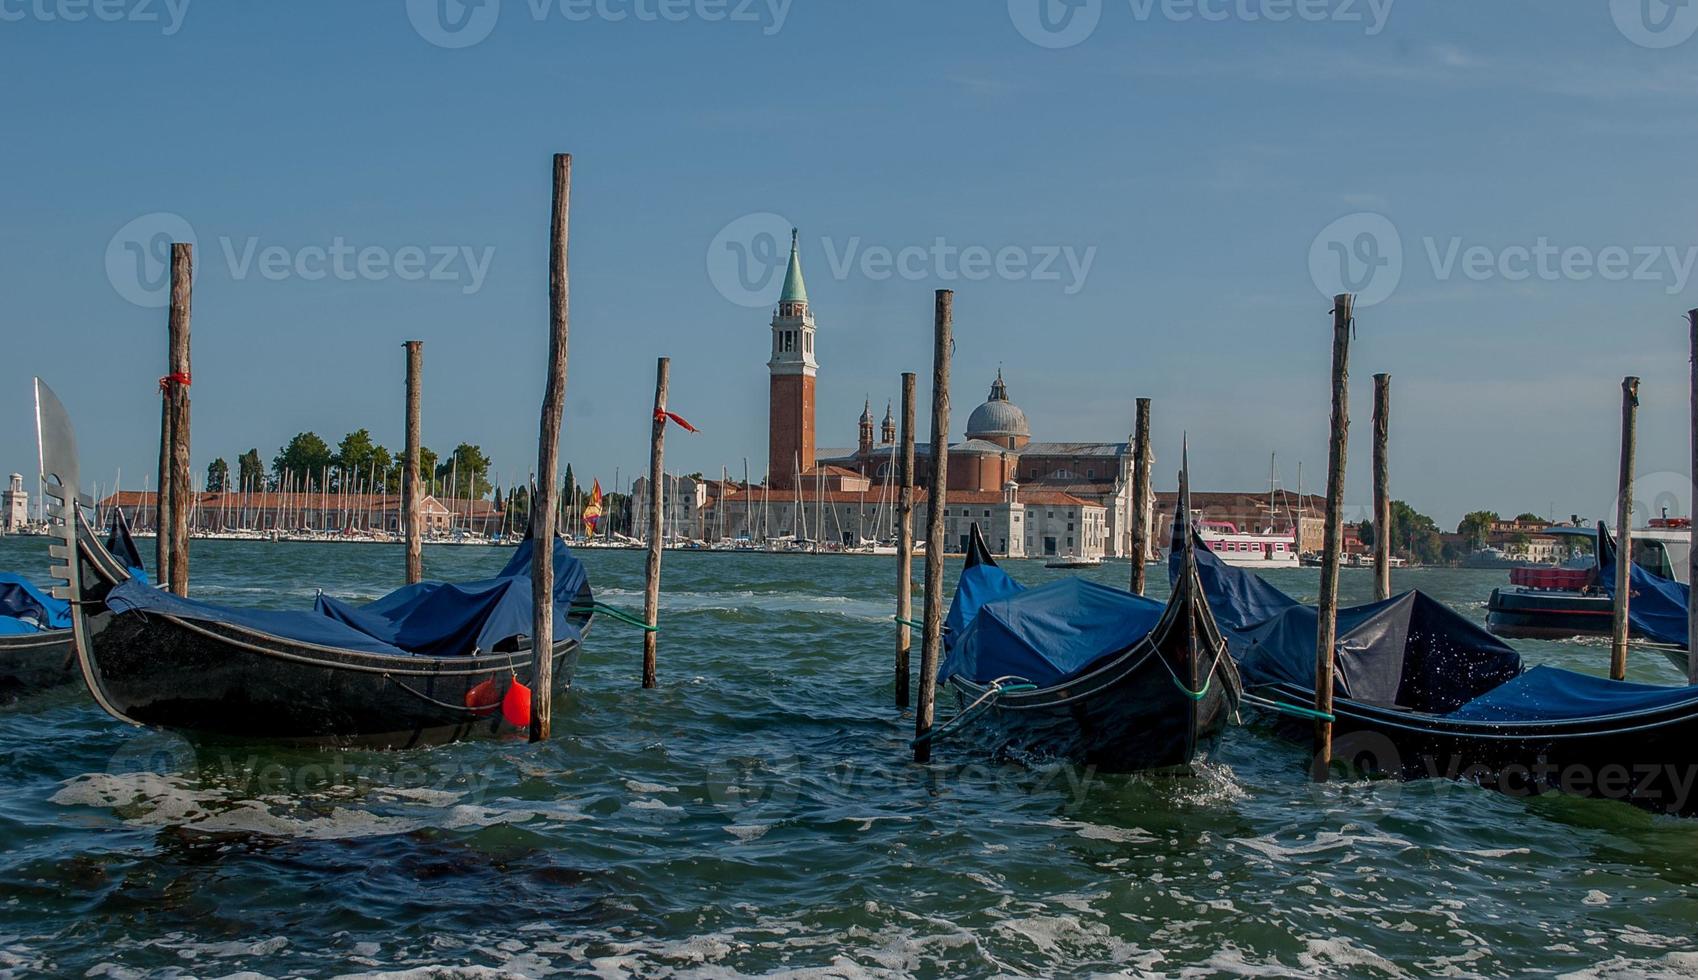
<box><xmin>1358</xmin><ymin>505</ymin><xmax>1548</xmax><ymax>565</ymax></box>
<box><xmin>202</xmin><ymin>430</ymin><xmax>493</xmax><ymax>499</ymax></box>
<box><xmin>201</xmin><ymin>434</ymin><xmax>635</xmax><ymax>533</ymax></box>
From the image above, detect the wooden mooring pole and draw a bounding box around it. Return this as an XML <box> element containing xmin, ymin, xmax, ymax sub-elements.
<box><xmin>895</xmin><ymin>371</ymin><xmax>917</xmax><ymax>708</ymax></box>
<box><xmin>1612</xmin><ymin>376</ymin><xmax>1639</xmax><ymax>682</ymax></box>
<box><xmin>1313</xmin><ymin>293</ymin><xmax>1353</xmax><ymax>783</ymax></box>
<box><xmin>1372</xmin><ymin>373</ymin><xmax>1391</xmax><ymax>602</ymax></box>
<box><xmin>529</xmin><ymin>152</ymin><xmax>572</xmax><ymax>742</ymax></box>
<box><xmin>403</xmin><ymin>340</ymin><xmax>424</xmax><ymax>584</ymax></box>
<box><xmin>915</xmin><ymin>290</ymin><xmax>952</xmax><ymax>763</ymax></box>
<box><xmin>643</xmin><ymin>357</ymin><xmax>670</xmax><ymax>690</ymax></box>
<box><xmin>164</xmin><ymin>243</ymin><xmax>193</xmax><ymax>597</ymax></box>
<box><xmin>1690</xmin><ymin>311</ymin><xmax>1698</xmax><ymax>684</ymax></box>
<box><xmin>1130</xmin><ymin>397</ymin><xmax>1152</xmax><ymax>595</ymax></box>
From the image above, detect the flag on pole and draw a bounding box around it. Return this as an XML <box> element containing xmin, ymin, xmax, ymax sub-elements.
<box><xmin>654</xmin><ymin>409</ymin><xmax>700</xmax><ymax>433</ymax></box>
<box><xmin>583</xmin><ymin>479</ymin><xmax>604</xmax><ymax>532</ymax></box>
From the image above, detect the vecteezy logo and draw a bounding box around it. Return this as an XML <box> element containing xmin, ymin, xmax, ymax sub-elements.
<box><xmin>408</xmin><ymin>0</ymin><xmax>502</xmax><ymax>49</ymax></box>
<box><xmin>707</xmin><ymin>212</ymin><xmax>794</xmax><ymax>308</ymax></box>
<box><xmin>105</xmin><ymin>212</ymin><xmax>198</xmax><ymax>308</ymax></box>
<box><xmin>1007</xmin><ymin>0</ymin><xmax>1102</xmax><ymax>49</ymax></box>
<box><xmin>1610</xmin><ymin>470</ymin><xmax>1693</xmax><ymax>533</ymax></box>
<box><xmin>1612</xmin><ymin>0</ymin><xmax>1698</xmax><ymax>48</ymax></box>
<box><xmin>1309</xmin><ymin>212</ymin><xmax>1403</xmax><ymax>308</ymax></box>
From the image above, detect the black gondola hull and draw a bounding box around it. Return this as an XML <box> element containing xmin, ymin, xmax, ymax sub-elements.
<box><xmin>949</xmin><ymin>651</ymin><xmax>1237</xmax><ymax>773</ymax></box>
<box><xmin>0</xmin><ymin>629</ymin><xmax>77</xmax><ymax>700</ymax></box>
<box><xmin>1253</xmin><ymin>680</ymin><xmax>1698</xmax><ymax>817</ymax></box>
<box><xmin>82</xmin><ymin>610</ymin><xmax>588</xmax><ymax>748</ymax></box>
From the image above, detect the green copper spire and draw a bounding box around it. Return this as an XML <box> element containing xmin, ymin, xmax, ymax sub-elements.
<box><xmin>780</xmin><ymin>228</ymin><xmax>808</xmax><ymax>305</ymax></box>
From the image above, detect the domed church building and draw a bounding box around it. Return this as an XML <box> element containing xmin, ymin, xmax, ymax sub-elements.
<box><xmin>816</xmin><ymin>371</ymin><xmax>1152</xmax><ymax>560</ymax></box>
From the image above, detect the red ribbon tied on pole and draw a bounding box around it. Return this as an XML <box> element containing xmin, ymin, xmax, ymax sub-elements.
<box><xmin>654</xmin><ymin>409</ymin><xmax>700</xmax><ymax>433</ymax></box>
<box><xmin>158</xmin><ymin>372</ymin><xmax>192</xmax><ymax>394</ymax></box>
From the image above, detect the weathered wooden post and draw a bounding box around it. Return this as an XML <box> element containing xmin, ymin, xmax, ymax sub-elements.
<box><xmin>1690</xmin><ymin>310</ymin><xmax>1698</xmax><ymax>684</ymax></box>
<box><xmin>403</xmin><ymin>340</ymin><xmax>424</xmax><ymax>584</ymax></box>
<box><xmin>529</xmin><ymin>152</ymin><xmax>572</xmax><ymax>742</ymax></box>
<box><xmin>1372</xmin><ymin>373</ymin><xmax>1391</xmax><ymax>601</ymax></box>
<box><xmin>1612</xmin><ymin>376</ymin><xmax>1640</xmax><ymax>682</ymax></box>
<box><xmin>643</xmin><ymin>357</ymin><xmax>670</xmax><ymax>690</ymax></box>
<box><xmin>915</xmin><ymin>290</ymin><xmax>952</xmax><ymax>763</ymax></box>
<box><xmin>1130</xmin><ymin>397</ymin><xmax>1152</xmax><ymax>595</ymax></box>
<box><xmin>895</xmin><ymin>371</ymin><xmax>917</xmax><ymax>708</ymax></box>
<box><xmin>1313</xmin><ymin>293</ymin><xmax>1353</xmax><ymax>783</ymax></box>
<box><xmin>162</xmin><ymin>243</ymin><xmax>193</xmax><ymax>597</ymax></box>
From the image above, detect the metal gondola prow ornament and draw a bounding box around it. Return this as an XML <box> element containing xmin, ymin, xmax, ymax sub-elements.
<box><xmin>34</xmin><ymin>378</ymin><xmax>142</xmax><ymax>727</ymax></box>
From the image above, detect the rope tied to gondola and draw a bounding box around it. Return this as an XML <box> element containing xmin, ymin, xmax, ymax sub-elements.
<box><xmin>892</xmin><ymin>615</ymin><xmax>944</xmax><ymax>632</ymax></box>
<box><xmin>1240</xmin><ymin>691</ymin><xmax>1335</xmax><ymax>723</ymax></box>
<box><xmin>1156</xmin><ymin>636</ymin><xmax>1229</xmax><ymax>702</ymax></box>
<box><xmin>911</xmin><ymin>675</ymin><xmax>1036</xmax><ymax>750</ymax></box>
<box><xmin>158</xmin><ymin>372</ymin><xmax>191</xmax><ymax>394</ymax></box>
<box><xmin>570</xmin><ymin>601</ymin><xmax>659</xmax><ymax>632</ymax></box>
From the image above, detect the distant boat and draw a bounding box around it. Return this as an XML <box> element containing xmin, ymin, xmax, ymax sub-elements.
<box><xmin>1195</xmin><ymin>519</ymin><xmax>1299</xmax><ymax>569</ymax></box>
<box><xmin>1486</xmin><ymin>519</ymin><xmax>1690</xmax><ymax>642</ymax></box>
<box><xmin>1043</xmin><ymin>556</ymin><xmax>1102</xmax><ymax>569</ymax></box>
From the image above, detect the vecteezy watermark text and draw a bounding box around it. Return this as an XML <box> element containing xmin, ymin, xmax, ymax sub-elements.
<box><xmin>1612</xmin><ymin>0</ymin><xmax>1698</xmax><ymax>48</ymax></box>
<box><xmin>1007</xmin><ymin>0</ymin><xmax>1394</xmax><ymax>50</ymax></box>
<box><xmin>106</xmin><ymin>213</ymin><xmax>495</xmax><ymax>307</ymax></box>
<box><xmin>706</xmin><ymin>212</ymin><xmax>1096</xmax><ymax>308</ymax></box>
<box><xmin>1309</xmin><ymin>211</ymin><xmax>1697</xmax><ymax>307</ymax></box>
<box><xmin>406</xmin><ymin>0</ymin><xmax>790</xmax><ymax>49</ymax></box>
<box><xmin>0</xmin><ymin>0</ymin><xmax>190</xmax><ymax>34</ymax></box>
<box><xmin>220</xmin><ymin>237</ymin><xmax>495</xmax><ymax>294</ymax></box>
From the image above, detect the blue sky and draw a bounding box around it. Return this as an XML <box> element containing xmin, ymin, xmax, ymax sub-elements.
<box><xmin>2</xmin><ymin>0</ymin><xmax>1695</xmax><ymax>527</ymax></box>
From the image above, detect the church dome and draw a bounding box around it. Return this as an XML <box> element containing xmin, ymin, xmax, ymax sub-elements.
<box><xmin>966</xmin><ymin>370</ymin><xmax>1030</xmax><ymax>440</ymax></box>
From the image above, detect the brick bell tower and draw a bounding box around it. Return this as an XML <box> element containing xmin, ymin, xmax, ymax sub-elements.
<box><xmin>768</xmin><ymin>229</ymin><xmax>816</xmax><ymax>489</ymax></box>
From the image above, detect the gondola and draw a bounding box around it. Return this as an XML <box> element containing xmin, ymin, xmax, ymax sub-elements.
<box><xmin>1179</xmin><ymin>518</ymin><xmax>1698</xmax><ymax>817</ymax></box>
<box><xmin>0</xmin><ymin>512</ymin><xmax>144</xmax><ymax>701</ymax></box>
<box><xmin>34</xmin><ymin>379</ymin><xmax>595</xmax><ymax>749</ymax></box>
<box><xmin>934</xmin><ymin>454</ymin><xmax>1241</xmax><ymax>773</ymax></box>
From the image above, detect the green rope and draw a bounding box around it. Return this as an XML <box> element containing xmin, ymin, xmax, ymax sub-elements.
<box><xmin>570</xmin><ymin>602</ymin><xmax>660</xmax><ymax>633</ymax></box>
<box><xmin>911</xmin><ymin>679</ymin><xmax>1036</xmax><ymax>750</ymax></box>
<box><xmin>1169</xmin><ymin>672</ymin><xmax>1211</xmax><ymax>702</ymax></box>
<box><xmin>1241</xmin><ymin>692</ymin><xmax>1335</xmax><ymax>723</ymax></box>
<box><xmin>893</xmin><ymin>616</ymin><xmax>925</xmax><ymax>630</ymax></box>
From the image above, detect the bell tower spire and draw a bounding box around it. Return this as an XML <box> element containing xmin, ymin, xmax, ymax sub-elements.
<box><xmin>768</xmin><ymin>228</ymin><xmax>817</xmax><ymax>489</ymax></box>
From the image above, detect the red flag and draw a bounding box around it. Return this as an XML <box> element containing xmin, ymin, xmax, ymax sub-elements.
<box><xmin>655</xmin><ymin>409</ymin><xmax>700</xmax><ymax>433</ymax></box>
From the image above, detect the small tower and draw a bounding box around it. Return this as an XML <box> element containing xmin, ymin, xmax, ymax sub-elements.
<box><xmin>881</xmin><ymin>402</ymin><xmax>896</xmax><ymax>445</ymax></box>
<box><xmin>858</xmin><ymin>399</ymin><xmax>875</xmax><ymax>456</ymax></box>
<box><xmin>768</xmin><ymin>229</ymin><xmax>817</xmax><ymax>489</ymax></box>
<box><xmin>2</xmin><ymin>473</ymin><xmax>27</xmax><ymax>533</ymax></box>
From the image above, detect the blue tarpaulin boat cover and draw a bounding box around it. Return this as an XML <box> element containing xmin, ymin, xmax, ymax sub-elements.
<box><xmin>0</xmin><ymin>573</ymin><xmax>71</xmax><ymax>635</ymax></box>
<box><xmin>941</xmin><ymin>577</ymin><xmax>1166</xmax><ymax>688</ymax></box>
<box><xmin>314</xmin><ymin>538</ymin><xmax>589</xmax><ymax>656</ymax></box>
<box><xmin>105</xmin><ymin>580</ymin><xmax>413</xmax><ymax>655</ymax></box>
<box><xmin>1171</xmin><ymin>521</ymin><xmax>1522</xmax><ymax>713</ymax></box>
<box><xmin>1448</xmin><ymin>665</ymin><xmax>1698</xmax><ymax>722</ymax></box>
<box><xmin>106</xmin><ymin>537</ymin><xmax>589</xmax><ymax>657</ymax></box>
<box><xmin>1597</xmin><ymin>524</ymin><xmax>1690</xmax><ymax>649</ymax></box>
<box><xmin>942</xmin><ymin>553</ymin><xmax>1023</xmax><ymax>651</ymax></box>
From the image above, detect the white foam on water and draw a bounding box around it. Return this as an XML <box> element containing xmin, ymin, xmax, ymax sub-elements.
<box><xmin>50</xmin><ymin>772</ymin><xmax>548</xmax><ymax>840</ymax></box>
<box><xmin>626</xmin><ymin>780</ymin><xmax>680</xmax><ymax>795</ymax></box>
<box><xmin>724</xmin><ymin>823</ymin><xmax>771</xmax><ymax>842</ymax></box>
<box><xmin>1230</xmin><ymin>828</ymin><xmax>1416</xmax><ymax>862</ymax></box>
<box><xmin>1037</xmin><ymin>817</ymin><xmax>1157</xmax><ymax>845</ymax></box>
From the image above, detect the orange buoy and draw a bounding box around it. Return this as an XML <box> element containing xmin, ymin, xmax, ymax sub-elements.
<box><xmin>501</xmin><ymin>680</ymin><xmax>533</xmax><ymax>728</ymax></box>
<box><xmin>465</xmin><ymin>679</ymin><xmax>502</xmax><ymax>717</ymax></box>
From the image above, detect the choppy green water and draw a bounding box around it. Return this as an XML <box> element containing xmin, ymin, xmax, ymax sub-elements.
<box><xmin>1</xmin><ymin>536</ymin><xmax>1696</xmax><ymax>978</ymax></box>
